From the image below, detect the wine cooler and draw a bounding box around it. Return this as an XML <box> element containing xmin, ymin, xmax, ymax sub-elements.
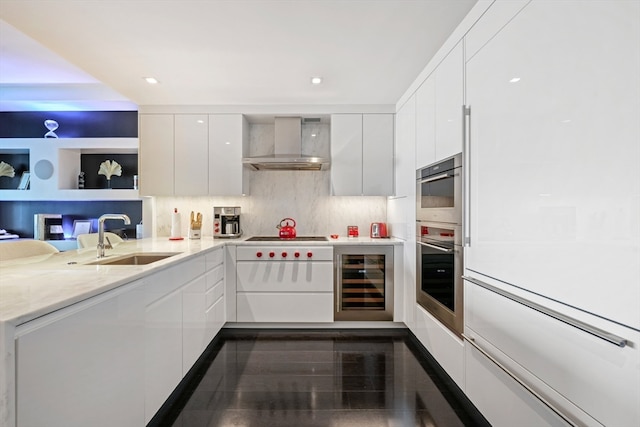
<box><xmin>334</xmin><ymin>245</ymin><xmax>394</xmax><ymax>321</ymax></box>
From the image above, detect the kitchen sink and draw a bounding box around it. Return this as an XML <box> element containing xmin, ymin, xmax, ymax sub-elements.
<box><xmin>86</xmin><ymin>252</ymin><xmax>180</xmax><ymax>265</ymax></box>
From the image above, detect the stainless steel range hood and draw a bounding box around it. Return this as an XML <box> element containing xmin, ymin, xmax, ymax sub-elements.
<box><xmin>242</xmin><ymin>117</ymin><xmax>330</xmax><ymax>171</ymax></box>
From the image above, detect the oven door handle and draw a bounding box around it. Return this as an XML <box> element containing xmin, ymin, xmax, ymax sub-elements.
<box><xmin>417</xmin><ymin>241</ymin><xmax>453</xmax><ymax>253</ymax></box>
<box><xmin>418</xmin><ymin>173</ymin><xmax>451</xmax><ymax>184</ymax></box>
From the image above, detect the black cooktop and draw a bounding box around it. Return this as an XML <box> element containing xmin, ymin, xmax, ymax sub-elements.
<box><xmin>245</xmin><ymin>236</ymin><xmax>329</xmax><ymax>242</ymax></box>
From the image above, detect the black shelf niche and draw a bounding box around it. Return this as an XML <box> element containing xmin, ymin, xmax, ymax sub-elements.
<box><xmin>0</xmin><ymin>150</ymin><xmax>30</xmax><ymax>190</ymax></box>
<box><xmin>80</xmin><ymin>153</ymin><xmax>138</xmax><ymax>190</ymax></box>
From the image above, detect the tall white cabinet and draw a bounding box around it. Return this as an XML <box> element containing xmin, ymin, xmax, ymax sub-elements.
<box><xmin>330</xmin><ymin>113</ymin><xmax>394</xmax><ymax>196</ymax></box>
<box><xmin>465</xmin><ymin>0</ymin><xmax>639</xmax><ymax>331</ymax></box>
<box><xmin>464</xmin><ymin>1</ymin><xmax>640</xmax><ymax>426</ymax></box>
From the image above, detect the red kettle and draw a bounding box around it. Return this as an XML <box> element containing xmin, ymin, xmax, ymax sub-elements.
<box><xmin>277</xmin><ymin>218</ymin><xmax>297</xmax><ymax>239</ymax></box>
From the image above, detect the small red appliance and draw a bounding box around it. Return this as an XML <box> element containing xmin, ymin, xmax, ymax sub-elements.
<box><xmin>370</xmin><ymin>222</ymin><xmax>388</xmax><ymax>238</ymax></box>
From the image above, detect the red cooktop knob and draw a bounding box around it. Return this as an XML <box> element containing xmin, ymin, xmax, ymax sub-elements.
<box><xmin>294</xmin><ymin>252</ymin><xmax>300</xmax><ymax>258</ymax></box>
<box><xmin>307</xmin><ymin>251</ymin><xmax>313</xmax><ymax>258</ymax></box>
<box><xmin>269</xmin><ymin>251</ymin><xmax>275</xmax><ymax>258</ymax></box>
<box><xmin>282</xmin><ymin>252</ymin><xmax>287</xmax><ymax>258</ymax></box>
<box><xmin>256</xmin><ymin>251</ymin><xmax>263</xmax><ymax>258</ymax></box>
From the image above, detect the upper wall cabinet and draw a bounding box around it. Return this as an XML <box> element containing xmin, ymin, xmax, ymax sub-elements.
<box><xmin>435</xmin><ymin>41</ymin><xmax>464</xmax><ymax>161</ymax></box>
<box><xmin>415</xmin><ymin>75</ymin><xmax>436</xmax><ymax>169</ymax></box>
<box><xmin>330</xmin><ymin>114</ymin><xmax>394</xmax><ymax>196</ymax></box>
<box><xmin>139</xmin><ymin>114</ymin><xmax>174</xmax><ymax>196</ymax></box>
<box><xmin>415</xmin><ymin>41</ymin><xmax>464</xmax><ymax>169</ymax></box>
<box><xmin>175</xmin><ymin>115</ymin><xmax>209</xmax><ymax>196</ymax></box>
<box><xmin>139</xmin><ymin>113</ymin><xmax>249</xmax><ymax>197</ymax></box>
<box><xmin>394</xmin><ymin>97</ymin><xmax>416</xmax><ymax>199</ymax></box>
<box><xmin>208</xmin><ymin>114</ymin><xmax>249</xmax><ymax>196</ymax></box>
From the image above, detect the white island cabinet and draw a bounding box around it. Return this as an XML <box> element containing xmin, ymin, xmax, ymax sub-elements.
<box><xmin>9</xmin><ymin>245</ymin><xmax>226</xmax><ymax>427</ymax></box>
<box><xmin>15</xmin><ymin>279</ymin><xmax>146</xmax><ymax>427</ymax></box>
<box><xmin>464</xmin><ymin>1</ymin><xmax>640</xmax><ymax>426</ymax></box>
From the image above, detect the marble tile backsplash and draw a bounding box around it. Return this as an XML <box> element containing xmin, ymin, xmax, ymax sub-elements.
<box><xmin>151</xmin><ymin>123</ymin><xmax>387</xmax><ymax>238</ymax></box>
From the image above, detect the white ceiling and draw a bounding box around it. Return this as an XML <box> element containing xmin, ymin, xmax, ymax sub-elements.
<box><xmin>0</xmin><ymin>0</ymin><xmax>477</xmax><ymax>111</ymax></box>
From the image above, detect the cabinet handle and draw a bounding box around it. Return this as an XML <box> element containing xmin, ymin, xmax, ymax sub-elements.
<box><xmin>463</xmin><ymin>333</ymin><xmax>582</xmax><ymax>427</ymax></box>
<box><xmin>335</xmin><ymin>255</ymin><xmax>341</xmax><ymax>313</ymax></box>
<box><xmin>462</xmin><ymin>275</ymin><xmax>628</xmax><ymax>348</ymax></box>
<box><xmin>417</xmin><ymin>241</ymin><xmax>453</xmax><ymax>253</ymax></box>
<box><xmin>462</xmin><ymin>105</ymin><xmax>471</xmax><ymax>247</ymax></box>
<box><xmin>418</xmin><ymin>173</ymin><xmax>451</xmax><ymax>184</ymax></box>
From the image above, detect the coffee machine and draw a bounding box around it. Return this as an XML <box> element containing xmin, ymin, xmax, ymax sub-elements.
<box><xmin>213</xmin><ymin>207</ymin><xmax>242</xmax><ymax>238</ymax></box>
<box><xmin>34</xmin><ymin>214</ymin><xmax>65</xmax><ymax>240</ymax></box>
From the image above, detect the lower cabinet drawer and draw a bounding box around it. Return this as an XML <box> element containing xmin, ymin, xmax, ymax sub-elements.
<box><xmin>464</xmin><ymin>277</ymin><xmax>640</xmax><ymax>427</ymax></box>
<box><xmin>465</xmin><ymin>343</ymin><xmax>571</xmax><ymax>427</ymax></box>
<box><xmin>205</xmin><ymin>297</ymin><xmax>225</xmax><ymax>342</ymax></box>
<box><xmin>206</xmin><ymin>280</ymin><xmax>224</xmax><ymax>309</ymax></box>
<box><xmin>236</xmin><ymin>293</ymin><xmax>333</xmax><ymax>322</ymax></box>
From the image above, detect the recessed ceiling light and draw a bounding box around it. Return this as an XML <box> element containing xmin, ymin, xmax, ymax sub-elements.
<box><xmin>311</xmin><ymin>77</ymin><xmax>323</xmax><ymax>85</ymax></box>
<box><xmin>144</xmin><ymin>77</ymin><xmax>159</xmax><ymax>84</ymax></box>
<box><xmin>509</xmin><ymin>77</ymin><xmax>521</xmax><ymax>83</ymax></box>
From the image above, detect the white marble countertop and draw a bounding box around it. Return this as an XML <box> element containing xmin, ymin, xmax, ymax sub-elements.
<box><xmin>0</xmin><ymin>238</ymin><xmax>225</xmax><ymax>326</ymax></box>
<box><xmin>0</xmin><ymin>235</ymin><xmax>403</xmax><ymax>327</ymax></box>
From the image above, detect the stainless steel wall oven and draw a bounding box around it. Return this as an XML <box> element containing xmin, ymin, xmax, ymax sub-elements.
<box><xmin>416</xmin><ymin>153</ymin><xmax>464</xmax><ymax>337</ymax></box>
<box><xmin>416</xmin><ymin>153</ymin><xmax>462</xmax><ymax>224</ymax></box>
<box><xmin>416</xmin><ymin>222</ymin><xmax>463</xmax><ymax>336</ymax></box>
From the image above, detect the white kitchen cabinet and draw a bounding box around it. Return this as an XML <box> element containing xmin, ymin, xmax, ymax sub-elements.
<box><xmin>175</xmin><ymin>114</ymin><xmax>209</xmax><ymax>196</ymax></box>
<box><xmin>237</xmin><ymin>293</ymin><xmax>333</xmax><ymax>323</ymax></box>
<box><xmin>464</xmin><ymin>276</ymin><xmax>640</xmax><ymax>427</ymax></box>
<box><xmin>330</xmin><ymin>114</ymin><xmax>362</xmax><ymax>195</ymax></box>
<box><xmin>331</xmin><ymin>113</ymin><xmax>394</xmax><ymax>196</ymax></box>
<box><xmin>464</xmin><ymin>0</ymin><xmax>529</xmax><ymax>63</ymax></box>
<box><xmin>235</xmin><ymin>246</ymin><xmax>334</xmax><ymax>323</ymax></box>
<box><xmin>415</xmin><ymin>41</ymin><xmax>464</xmax><ymax>168</ymax></box>
<box><xmin>205</xmin><ymin>247</ymin><xmax>225</xmax><ymax>341</ymax></box>
<box><xmin>393</xmin><ymin>96</ymin><xmax>416</xmax><ymax>198</ymax></box>
<box><xmin>434</xmin><ymin>41</ymin><xmax>464</xmax><ymax>161</ymax></box>
<box><xmin>209</xmin><ymin>114</ymin><xmax>249</xmax><ymax>196</ymax></box>
<box><xmin>15</xmin><ymin>279</ymin><xmax>145</xmax><ymax>427</ymax></box>
<box><xmin>144</xmin><ymin>272</ymin><xmax>183</xmax><ymax>424</ymax></box>
<box><xmin>465</xmin><ymin>0</ymin><xmax>640</xmax><ymax>330</ymax></box>
<box><xmin>139</xmin><ymin>114</ymin><xmax>174</xmax><ymax>196</ymax></box>
<box><xmin>414</xmin><ymin>305</ymin><xmax>463</xmax><ymax>389</ymax></box>
<box><xmin>182</xmin><ymin>275</ymin><xmax>207</xmax><ymax>373</ymax></box>
<box><xmin>139</xmin><ymin>113</ymin><xmax>249</xmax><ymax>196</ymax></box>
<box><xmin>465</xmin><ymin>343</ymin><xmax>570</xmax><ymax>427</ymax></box>
<box><xmin>415</xmin><ymin>74</ymin><xmax>436</xmax><ymax>169</ymax></box>
<box><xmin>363</xmin><ymin>114</ymin><xmax>394</xmax><ymax>195</ymax></box>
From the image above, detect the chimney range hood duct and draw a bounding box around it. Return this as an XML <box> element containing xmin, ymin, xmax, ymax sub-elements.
<box><xmin>242</xmin><ymin>117</ymin><xmax>330</xmax><ymax>171</ymax></box>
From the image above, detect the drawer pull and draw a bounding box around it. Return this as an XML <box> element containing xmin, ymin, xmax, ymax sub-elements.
<box><xmin>463</xmin><ymin>275</ymin><xmax>628</xmax><ymax>348</ymax></box>
<box><xmin>463</xmin><ymin>334</ymin><xmax>581</xmax><ymax>427</ymax></box>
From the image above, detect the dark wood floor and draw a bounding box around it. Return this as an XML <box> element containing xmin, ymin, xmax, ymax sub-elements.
<box><xmin>150</xmin><ymin>329</ymin><xmax>490</xmax><ymax>427</ymax></box>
